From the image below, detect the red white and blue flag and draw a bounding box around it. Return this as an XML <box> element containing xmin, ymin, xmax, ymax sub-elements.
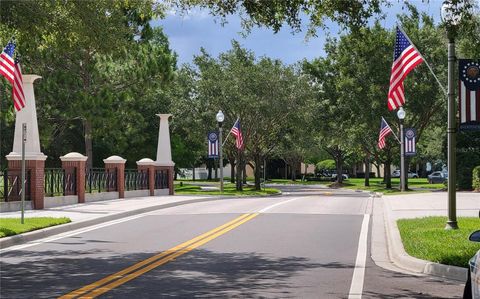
<box><xmin>0</xmin><ymin>40</ymin><xmax>16</xmax><ymax>85</ymax></box>
<box><xmin>208</xmin><ymin>131</ymin><xmax>219</xmax><ymax>158</ymax></box>
<box><xmin>404</xmin><ymin>128</ymin><xmax>416</xmax><ymax>156</ymax></box>
<box><xmin>12</xmin><ymin>58</ymin><xmax>26</xmax><ymax>111</ymax></box>
<box><xmin>378</xmin><ymin>117</ymin><xmax>393</xmax><ymax>150</ymax></box>
<box><xmin>230</xmin><ymin>119</ymin><xmax>244</xmax><ymax>150</ymax></box>
<box><xmin>459</xmin><ymin>59</ymin><xmax>480</xmax><ymax>131</ymax></box>
<box><xmin>387</xmin><ymin>28</ymin><xmax>424</xmax><ymax>111</ymax></box>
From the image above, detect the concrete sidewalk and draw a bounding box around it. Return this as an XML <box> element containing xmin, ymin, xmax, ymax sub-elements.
<box><xmin>374</xmin><ymin>191</ymin><xmax>480</xmax><ymax>282</ymax></box>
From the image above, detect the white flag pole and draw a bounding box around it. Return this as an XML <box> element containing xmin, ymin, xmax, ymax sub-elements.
<box><xmin>398</xmin><ymin>26</ymin><xmax>448</xmax><ymax>97</ymax></box>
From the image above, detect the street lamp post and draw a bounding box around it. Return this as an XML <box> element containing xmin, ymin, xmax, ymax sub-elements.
<box><xmin>441</xmin><ymin>1</ymin><xmax>460</xmax><ymax>230</ymax></box>
<box><xmin>397</xmin><ymin>107</ymin><xmax>406</xmax><ymax>192</ymax></box>
<box><xmin>216</xmin><ymin>110</ymin><xmax>224</xmax><ymax>193</ymax></box>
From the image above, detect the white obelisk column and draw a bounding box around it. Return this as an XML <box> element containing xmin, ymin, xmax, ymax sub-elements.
<box><xmin>6</xmin><ymin>75</ymin><xmax>47</xmax><ymax>209</ymax></box>
<box><xmin>154</xmin><ymin>114</ymin><xmax>175</xmax><ymax>195</ymax></box>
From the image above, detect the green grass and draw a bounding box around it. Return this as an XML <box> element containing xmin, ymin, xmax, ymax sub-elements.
<box><xmin>340</xmin><ymin>178</ymin><xmax>445</xmax><ymax>195</ymax></box>
<box><xmin>0</xmin><ymin>217</ymin><xmax>71</xmax><ymax>238</ymax></box>
<box><xmin>397</xmin><ymin>217</ymin><xmax>480</xmax><ymax>268</ymax></box>
<box><xmin>175</xmin><ymin>183</ymin><xmax>280</xmax><ymax>196</ymax></box>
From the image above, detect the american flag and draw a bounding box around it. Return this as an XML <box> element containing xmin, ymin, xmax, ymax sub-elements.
<box><xmin>387</xmin><ymin>28</ymin><xmax>424</xmax><ymax>111</ymax></box>
<box><xmin>230</xmin><ymin>119</ymin><xmax>244</xmax><ymax>150</ymax></box>
<box><xmin>458</xmin><ymin>59</ymin><xmax>480</xmax><ymax>131</ymax></box>
<box><xmin>378</xmin><ymin>117</ymin><xmax>393</xmax><ymax>150</ymax></box>
<box><xmin>0</xmin><ymin>40</ymin><xmax>16</xmax><ymax>85</ymax></box>
<box><xmin>12</xmin><ymin>58</ymin><xmax>25</xmax><ymax>111</ymax></box>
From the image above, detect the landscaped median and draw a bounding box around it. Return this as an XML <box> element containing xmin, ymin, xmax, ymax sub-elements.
<box><xmin>397</xmin><ymin>217</ymin><xmax>480</xmax><ymax>268</ymax></box>
<box><xmin>340</xmin><ymin>178</ymin><xmax>445</xmax><ymax>195</ymax></box>
<box><xmin>175</xmin><ymin>183</ymin><xmax>280</xmax><ymax>196</ymax></box>
<box><xmin>0</xmin><ymin>217</ymin><xmax>71</xmax><ymax>238</ymax></box>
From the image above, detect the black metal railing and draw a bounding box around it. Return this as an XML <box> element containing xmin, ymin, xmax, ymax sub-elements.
<box><xmin>125</xmin><ymin>169</ymin><xmax>149</xmax><ymax>191</ymax></box>
<box><xmin>44</xmin><ymin>168</ymin><xmax>77</xmax><ymax>197</ymax></box>
<box><xmin>0</xmin><ymin>169</ymin><xmax>31</xmax><ymax>202</ymax></box>
<box><xmin>155</xmin><ymin>170</ymin><xmax>169</xmax><ymax>189</ymax></box>
<box><xmin>85</xmin><ymin>168</ymin><xmax>117</xmax><ymax>193</ymax></box>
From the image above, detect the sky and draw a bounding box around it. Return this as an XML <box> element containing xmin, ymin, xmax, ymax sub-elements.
<box><xmin>154</xmin><ymin>1</ymin><xmax>446</xmax><ymax>66</ymax></box>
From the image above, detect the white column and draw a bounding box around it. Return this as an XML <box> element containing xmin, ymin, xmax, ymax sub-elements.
<box><xmin>6</xmin><ymin>75</ymin><xmax>47</xmax><ymax>161</ymax></box>
<box><xmin>155</xmin><ymin>114</ymin><xmax>174</xmax><ymax>166</ymax></box>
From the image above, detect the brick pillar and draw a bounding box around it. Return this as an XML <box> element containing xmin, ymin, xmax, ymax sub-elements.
<box><xmin>137</xmin><ymin>158</ymin><xmax>155</xmax><ymax>196</ymax></box>
<box><xmin>104</xmin><ymin>155</ymin><xmax>126</xmax><ymax>198</ymax></box>
<box><xmin>154</xmin><ymin>165</ymin><xmax>175</xmax><ymax>195</ymax></box>
<box><xmin>7</xmin><ymin>159</ymin><xmax>46</xmax><ymax>209</ymax></box>
<box><xmin>60</xmin><ymin>152</ymin><xmax>87</xmax><ymax>203</ymax></box>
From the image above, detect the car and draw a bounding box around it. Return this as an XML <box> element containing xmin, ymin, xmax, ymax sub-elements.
<box><xmin>391</xmin><ymin>170</ymin><xmax>418</xmax><ymax>178</ymax></box>
<box><xmin>463</xmin><ymin>230</ymin><xmax>480</xmax><ymax>299</ymax></box>
<box><xmin>331</xmin><ymin>173</ymin><xmax>349</xmax><ymax>181</ymax></box>
<box><xmin>408</xmin><ymin>172</ymin><xmax>419</xmax><ymax>178</ymax></box>
<box><xmin>428</xmin><ymin>171</ymin><xmax>448</xmax><ymax>184</ymax></box>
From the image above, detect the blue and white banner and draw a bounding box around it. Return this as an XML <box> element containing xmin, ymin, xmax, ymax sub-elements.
<box><xmin>207</xmin><ymin>131</ymin><xmax>219</xmax><ymax>158</ymax></box>
<box><xmin>404</xmin><ymin>128</ymin><xmax>416</xmax><ymax>156</ymax></box>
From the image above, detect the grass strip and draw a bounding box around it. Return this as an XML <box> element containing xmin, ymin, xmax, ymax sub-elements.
<box><xmin>397</xmin><ymin>216</ymin><xmax>480</xmax><ymax>268</ymax></box>
<box><xmin>175</xmin><ymin>183</ymin><xmax>280</xmax><ymax>196</ymax></box>
<box><xmin>0</xmin><ymin>217</ymin><xmax>71</xmax><ymax>238</ymax></box>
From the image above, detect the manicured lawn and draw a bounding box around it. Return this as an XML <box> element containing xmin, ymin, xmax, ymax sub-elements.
<box><xmin>0</xmin><ymin>217</ymin><xmax>71</xmax><ymax>238</ymax></box>
<box><xmin>397</xmin><ymin>217</ymin><xmax>480</xmax><ymax>268</ymax></box>
<box><xmin>340</xmin><ymin>178</ymin><xmax>445</xmax><ymax>195</ymax></box>
<box><xmin>175</xmin><ymin>183</ymin><xmax>280</xmax><ymax>196</ymax></box>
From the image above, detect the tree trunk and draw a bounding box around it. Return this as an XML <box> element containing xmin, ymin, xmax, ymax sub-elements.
<box><xmin>376</xmin><ymin>164</ymin><xmax>381</xmax><ymax>178</ymax></box>
<box><xmin>242</xmin><ymin>162</ymin><xmax>247</xmax><ymax>184</ymax></box>
<box><xmin>284</xmin><ymin>160</ymin><xmax>288</xmax><ymax>179</ymax></box>
<box><xmin>214</xmin><ymin>159</ymin><xmax>218</xmax><ymax>179</ymax></box>
<box><xmin>336</xmin><ymin>157</ymin><xmax>343</xmax><ymax>184</ymax></box>
<box><xmin>384</xmin><ymin>160</ymin><xmax>392</xmax><ymax>188</ymax></box>
<box><xmin>192</xmin><ymin>166</ymin><xmax>195</xmax><ymax>181</ymax></box>
<box><xmin>405</xmin><ymin>157</ymin><xmax>409</xmax><ymax>190</ymax></box>
<box><xmin>254</xmin><ymin>156</ymin><xmax>261</xmax><ymax>190</ymax></box>
<box><xmin>207</xmin><ymin>164</ymin><xmax>212</xmax><ymax>180</ymax></box>
<box><xmin>84</xmin><ymin>119</ymin><xmax>93</xmax><ymax>169</ymax></box>
<box><xmin>364</xmin><ymin>156</ymin><xmax>370</xmax><ymax>187</ymax></box>
<box><xmin>236</xmin><ymin>152</ymin><xmax>243</xmax><ymax>191</ymax></box>
<box><xmin>229</xmin><ymin>158</ymin><xmax>236</xmax><ymax>183</ymax></box>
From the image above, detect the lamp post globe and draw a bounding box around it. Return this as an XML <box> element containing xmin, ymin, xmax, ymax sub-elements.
<box><xmin>397</xmin><ymin>107</ymin><xmax>406</xmax><ymax>120</ymax></box>
<box><xmin>397</xmin><ymin>107</ymin><xmax>406</xmax><ymax>192</ymax></box>
<box><xmin>216</xmin><ymin>110</ymin><xmax>225</xmax><ymax>123</ymax></box>
<box><xmin>216</xmin><ymin>110</ymin><xmax>224</xmax><ymax>193</ymax></box>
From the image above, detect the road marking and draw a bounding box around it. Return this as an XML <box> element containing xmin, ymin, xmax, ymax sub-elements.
<box><xmin>59</xmin><ymin>213</ymin><xmax>258</xmax><ymax>299</ymax></box>
<box><xmin>60</xmin><ymin>197</ymin><xmax>301</xmax><ymax>298</ymax></box>
<box><xmin>348</xmin><ymin>214</ymin><xmax>370</xmax><ymax>299</ymax></box>
<box><xmin>0</xmin><ymin>213</ymin><xmax>152</xmax><ymax>254</ymax></box>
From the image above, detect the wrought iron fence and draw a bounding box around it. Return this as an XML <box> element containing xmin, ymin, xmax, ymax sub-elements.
<box><xmin>125</xmin><ymin>169</ymin><xmax>149</xmax><ymax>191</ymax></box>
<box><xmin>85</xmin><ymin>168</ymin><xmax>117</xmax><ymax>193</ymax></box>
<box><xmin>0</xmin><ymin>169</ymin><xmax>31</xmax><ymax>202</ymax></box>
<box><xmin>155</xmin><ymin>170</ymin><xmax>169</xmax><ymax>189</ymax></box>
<box><xmin>44</xmin><ymin>168</ymin><xmax>77</xmax><ymax>197</ymax></box>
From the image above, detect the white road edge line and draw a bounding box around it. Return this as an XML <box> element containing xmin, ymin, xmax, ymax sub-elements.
<box><xmin>348</xmin><ymin>214</ymin><xmax>370</xmax><ymax>299</ymax></box>
<box><xmin>0</xmin><ymin>213</ymin><xmax>151</xmax><ymax>254</ymax></box>
<box><xmin>257</xmin><ymin>197</ymin><xmax>300</xmax><ymax>213</ymax></box>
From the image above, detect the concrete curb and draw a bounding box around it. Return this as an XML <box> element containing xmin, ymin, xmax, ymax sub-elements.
<box><xmin>382</xmin><ymin>196</ymin><xmax>468</xmax><ymax>282</ymax></box>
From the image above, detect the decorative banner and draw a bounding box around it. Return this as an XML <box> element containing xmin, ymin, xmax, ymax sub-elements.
<box><xmin>207</xmin><ymin>131</ymin><xmax>219</xmax><ymax>158</ymax></box>
<box><xmin>459</xmin><ymin>59</ymin><xmax>480</xmax><ymax>131</ymax></box>
<box><xmin>405</xmin><ymin>128</ymin><xmax>416</xmax><ymax>156</ymax></box>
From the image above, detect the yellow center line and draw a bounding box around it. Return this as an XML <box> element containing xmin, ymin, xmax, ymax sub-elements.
<box><xmin>59</xmin><ymin>213</ymin><xmax>257</xmax><ymax>299</ymax></box>
<box><xmin>82</xmin><ymin>213</ymin><xmax>259</xmax><ymax>298</ymax></box>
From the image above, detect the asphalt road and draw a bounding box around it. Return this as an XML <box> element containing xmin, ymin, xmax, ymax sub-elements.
<box><xmin>0</xmin><ymin>185</ymin><xmax>464</xmax><ymax>298</ymax></box>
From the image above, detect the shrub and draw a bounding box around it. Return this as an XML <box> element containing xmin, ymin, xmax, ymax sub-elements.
<box><xmin>473</xmin><ymin>166</ymin><xmax>480</xmax><ymax>192</ymax></box>
<box><xmin>316</xmin><ymin>159</ymin><xmax>335</xmax><ymax>171</ymax></box>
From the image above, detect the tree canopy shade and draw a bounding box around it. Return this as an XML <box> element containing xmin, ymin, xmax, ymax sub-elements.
<box><xmin>169</xmin><ymin>0</ymin><xmax>385</xmax><ymax>36</ymax></box>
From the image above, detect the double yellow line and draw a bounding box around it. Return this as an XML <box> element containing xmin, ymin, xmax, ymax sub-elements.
<box><xmin>60</xmin><ymin>213</ymin><xmax>259</xmax><ymax>299</ymax></box>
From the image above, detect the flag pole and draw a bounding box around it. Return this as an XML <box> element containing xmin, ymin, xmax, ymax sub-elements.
<box><xmin>383</xmin><ymin>117</ymin><xmax>401</xmax><ymax>144</ymax></box>
<box><xmin>398</xmin><ymin>26</ymin><xmax>447</xmax><ymax>97</ymax></box>
<box><xmin>222</xmin><ymin>117</ymin><xmax>238</xmax><ymax>147</ymax></box>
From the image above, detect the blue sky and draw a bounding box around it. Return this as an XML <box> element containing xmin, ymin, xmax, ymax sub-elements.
<box><xmin>154</xmin><ymin>0</ymin><xmax>445</xmax><ymax>66</ymax></box>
